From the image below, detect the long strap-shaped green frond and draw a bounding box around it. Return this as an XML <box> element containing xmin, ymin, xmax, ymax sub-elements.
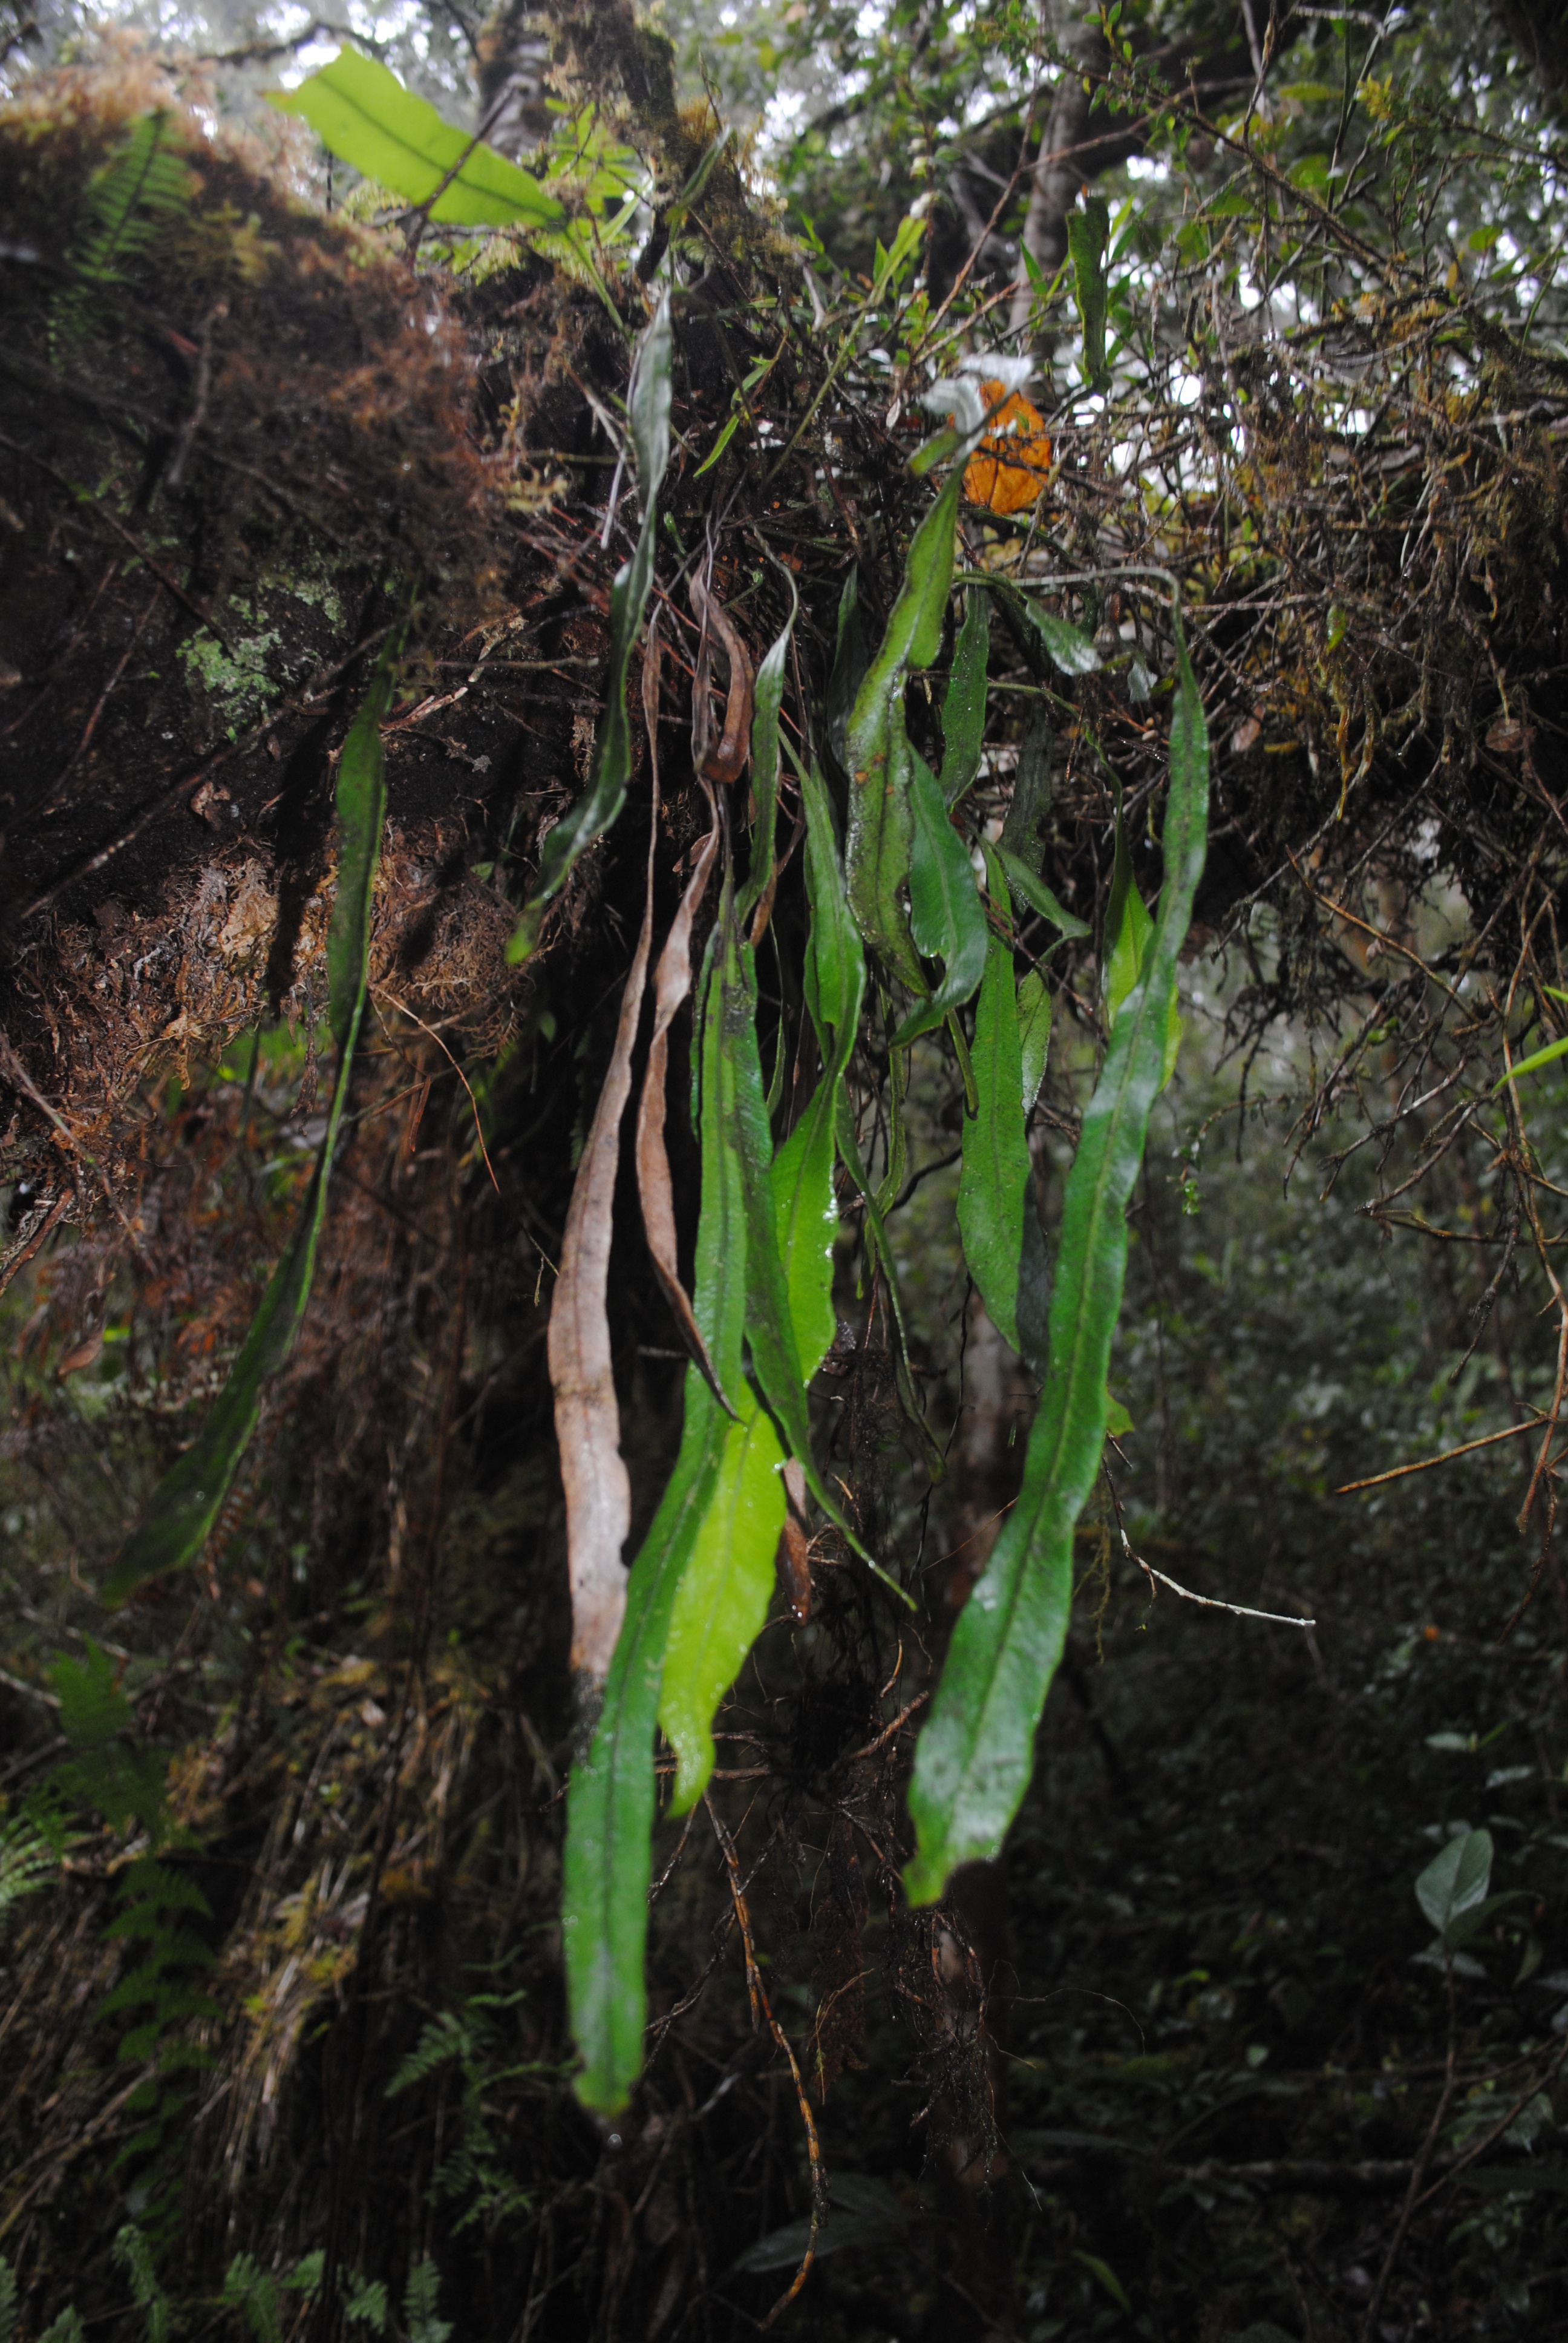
<box><xmin>103</xmin><ymin>644</ymin><xmax>397</xmax><ymax>1605</ymax></box>
<box><xmin>561</xmin><ymin>914</ymin><xmax>743</xmax><ymax>2112</ymax></box>
<box><xmin>844</xmin><ymin>470</ymin><xmax>982</xmax><ymax>1028</ymax></box>
<box><xmin>904</xmin><ymin>612</ymin><xmax>1209</xmax><ymax>1903</ymax></box>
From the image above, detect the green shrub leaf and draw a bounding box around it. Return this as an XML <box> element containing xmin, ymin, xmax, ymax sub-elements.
<box><xmin>957</xmin><ymin>848</ymin><xmax>1048</xmax><ymax>1367</ymax></box>
<box><xmin>939</xmin><ymin>588</ymin><xmax>990</xmax><ymax>806</ymax></box>
<box><xmin>845</xmin><ymin>469</ymin><xmax>962</xmax><ymax>994</ymax></box>
<box><xmin>658</xmin><ymin>1391</ymin><xmax>786</xmax><ymax>1812</ymax></box>
<box><xmin>905</xmin><ymin>607</ymin><xmax>1209</xmax><ymax>1903</ymax></box>
<box><xmin>268</xmin><ymin>50</ymin><xmax>563</xmax><ymax>228</ymax></box>
<box><xmin>1018</xmin><ymin>968</ymin><xmax>1053</xmax><ymax>1111</ymax></box>
<box><xmin>892</xmin><ymin>748</ymin><xmax>987</xmax><ymax>1047</ymax></box>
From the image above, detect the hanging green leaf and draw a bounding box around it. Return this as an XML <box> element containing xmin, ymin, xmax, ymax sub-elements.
<box><xmin>561</xmin><ymin>1371</ymin><xmax>729</xmax><ymax>2115</ymax></box>
<box><xmin>660</xmin><ymin>856</ymin><xmax>889</xmax><ymax>1821</ymax></box>
<box><xmin>658</xmin><ymin>1391</ymin><xmax>786</xmax><ymax>1812</ymax></box>
<box><xmin>904</xmin><ymin>608</ymin><xmax>1209</xmax><ymax>1905</ymax></box>
<box><xmin>717</xmin><ymin>909</ymin><xmax>884</xmax><ymax>1578</ymax></box>
<box><xmin>773</xmin><ymin>1075</ymin><xmax>840</xmax><ymax>1394</ymax></box>
<box><xmin>508</xmin><ymin>295</ymin><xmax>671</xmax><ymax>963</ymax></box>
<box><xmin>267</xmin><ymin>49</ymin><xmax>563</xmax><ymax>228</ymax></box>
<box><xmin>776</xmin><ymin>762</ymin><xmax>866</xmax><ymax>1381</ymax></box>
<box><xmin>795</xmin><ymin>750</ymin><xmax>864</xmax><ymax>1062</ymax></box>
<box><xmin>1413</xmin><ymin>1827</ymin><xmax>1525</xmax><ymax>1948</ymax></box>
<box><xmin>561</xmin><ymin>931</ymin><xmax>745</xmax><ymax>2115</ymax></box>
<box><xmin>1495</xmin><ymin>1030</ymin><xmax>1568</xmax><ymax>1087</ymax></box>
<box><xmin>1105</xmin><ymin>792</ymin><xmax>1183</xmax><ymax>1086</ymax></box>
<box><xmin>834</xmin><ymin>1092</ymin><xmax>945</xmax><ymax>1478</ymax></box>
<box><xmin>1025</xmin><ymin>601</ymin><xmax>1101</xmax><ymax>677</ymax></box>
<box><xmin>102</xmin><ymin>648</ymin><xmax>396</xmax><ymax>1604</ymax></box>
<box><xmin>1104</xmin><ymin>793</ymin><xmax>1154</xmax><ymax>1027</ymax></box>
<box><xmin>826</xmin><ymin>568</ymin><xmax>871</xmax><ymax>787</ymax></box>
<box><xmin>874</xmin><ymin>1037</ymin><xmax>909</xmax><ymax>1218</ymax></box>
<box><xmin>1018</xmin><ymin>969</ymin><xmax>1052</xmax><ymax>1113</ymax></box>
<box><xmin>1067</xmin><ymin>195</ymin><xmax>1111</xmax><ymax>388</ymax></box>
<box><xmin>892</xmin><ymin>750</ymin><xmax>987</xmax><ymax>1047</ymax></box>
<box><xmin>996</xmin><ymin>847</ymin><xmax>1091</xmax><ymax>940</ymax></box>
<box><xmin>1001</xmin><ymin>704</ymin><xmax>1053</xmax><ymax>857</ymax></box>
<box><xmin>844</xmin><ymin>470</ymin><xmax>962</xmax><ymax>995</ymax></box>
<box><xmin>956</xmin><ymin>848</ymin><xmax>1048</xmax><ymax>1368</ymax></box>
<box><xmin>737</xmin><ymin>580</ymin><xmax>796</xmax><ymax>934</ymax></box>
<box><xmin>939</xmin><ymin>589</ymin><xmax>990</xmax><ymax>807</ymax></box>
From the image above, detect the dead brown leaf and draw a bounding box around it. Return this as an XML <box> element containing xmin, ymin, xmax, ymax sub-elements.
<box><xmin>635</xmin><ymin>636</ymin><xmax>731</xmax><ymax>1413</ymax></box>
<box><xmin>688</xmin><ymin>568</ymin><xmax>754</xmax><ymax>787</ymax></box>
<box><xmin>546</xmin><ymin>620</ymin><xmax>660</xmax><ymax>1690</ymax></box>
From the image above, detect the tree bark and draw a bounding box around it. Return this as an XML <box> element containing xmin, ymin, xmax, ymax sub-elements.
<box><xmin>1008</xmin><ymin>14</ymin><xmax>1114</xmax><ymax>342</ymax></box>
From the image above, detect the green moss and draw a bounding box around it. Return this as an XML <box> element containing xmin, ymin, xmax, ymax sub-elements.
<box><xmin>178</xmin><ymin>615</ymin><xmax>283</xmax><ymax>738</ymax></box>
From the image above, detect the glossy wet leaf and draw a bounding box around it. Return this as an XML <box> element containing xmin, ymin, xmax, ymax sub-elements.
<box><xmin>717</xmin><ymin>911</ymin><xmax>874</xmax><ymax>1570</ymax></box>
<box><xmin>664</xmin><ymin>888</ymin><xmax>889</xmax><ymax>1826</ymax></box>
<box><xmin>774</xmin><ymin>758</ymin><xmax>867</xmax><ymax>1385</ymax></box>
<box><xmin>1025</xmin><ymin>601</ymin><xmax>1100</xmax><ymax>677</ymax></box>
<box><xmin>103</xmin><ymin>649</ymin><xmax>396</xmax><ymax>1604</ymax></box>
<box><xmin>795</xmin><ymin>750</ymin><xmax>864</xmax><ymax>1059</ymax></box>
<box><xmin>939</xmin><ymin>589</ymin><xmax>990</xmax><ymax>806</ymax></box>
<box><xmin>508</xmin><ymin>295</ymin><xmax>671</xmax><ymax>962</ymax></box>
<box><xmin>737</xmin><ymin>582</ymin><xmax>795</xmax><ymax>934</ymax></box>
<box><xmin>905</xmin><ymin>608</ymin><xmax>1209</xmax><ymax>1904</ymax></box>
<box><xmin>1105</xmin><ymin>795</ymin><xmax>1183</xmax><ymax>1086</ymax></box>
<box><xmin>1018</xmin><ymin>969</ymin><xmax>1052</xmax><ymax>1112</ymax></box>
<box><xmin>845</xmin><ymin>470</ymin><xmax>961</xmax><ymax>994</ymax></box>
<box><xmin>825</xmin><ymin>567</ymin><xmax>870</xmax><ymax>787</ymax></box>
<box><xmin>892</xmin><ymin>749</ymin><xmax>987</xmax><ymax>1047</ymax></box>
<box><xmin>1416</xmin><ymin>1829</ymin><xmax>1494</xmax><ymax>1947</ymax></box>
<box><xmin>1104</xmin><ymin>795</ymin><xmax>1154</xmax><ymax>1027</ymax></box>
<box><xmin>996</xmin><ymin>847</ymin><xmax>1091</xmax><ymax>940</ymax></box>
<box><xmin>1001</xmin><ymin>704</ymin><xmax>1053</xmax><ymax>856</ymax></box>
<box><xmin>268</xmin><ymin>50</ymin><xmax>563</xmax><ymax>228</ymax></box>
<box><xmin>1067</xmin><ymin>195</ymin><xmax>1110</xmax><ymax>388</ymax></box>
<box><xmin>562</xmin><ymin>1371</ymin><xmax>730</xmax><ymax>2113</ymax></box>
<box><xmin>956</xmin><ymin>848</ymin><xmax>1048</xmax><ymax>1368</ymax></box>
<box><xmin>658</xmin><ymin>1391</ymin><xmax>786</xmax><ymax>1812</ymax></box>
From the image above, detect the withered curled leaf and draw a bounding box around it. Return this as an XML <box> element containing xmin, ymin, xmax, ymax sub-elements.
<box><xmin>689</xmin><ymin>566</ymin><xmax>756</xmax><ymax>786</ymax></box>
<box><xmin>776</xmin><ymin>1455</ymin><xmax>812</xmax><ymax>1624</ymax></box>
<box><xmin>547</xmin><ymin>621</ymin><xmax>660</xmax><ymax>1692</ymax></box>
<box><xmin>635</xmin><ymin>630</ymin><xmax>732</xmax><ymax>1412</ymax></box>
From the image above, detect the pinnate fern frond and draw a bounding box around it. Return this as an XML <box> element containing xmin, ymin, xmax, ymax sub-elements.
<box><xmin>52</xmin><ymin>112</ymin><xmax>195</xmax><ymax>348</ymax></box>
<box><xmin>0</xmin><ymin>1814</ymin><xmax>58</xmax><ymax>1938</ymax></box>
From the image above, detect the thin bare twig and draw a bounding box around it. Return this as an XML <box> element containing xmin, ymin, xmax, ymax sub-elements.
<box><xmin>705</xmin><ymin>1797</ymin><xmax>826</xmax><ymax>2328</ymax></box>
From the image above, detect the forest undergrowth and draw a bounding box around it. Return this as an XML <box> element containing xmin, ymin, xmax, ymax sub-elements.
<box><xmin>3</xmin><ymin>975</ymin><xmax>1567</xmax><ymax>2343</ymax></box>
<box><xmin>3</xmin><ymin>10</ymin><xmax>1568</xmax><ymax>2340</ymax></box>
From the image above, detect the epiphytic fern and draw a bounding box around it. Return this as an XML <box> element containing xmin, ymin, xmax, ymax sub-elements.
<box><xmin>0</xmin><ymin>1812</ymin><xmax>58</xmax><ymax>1941</ymax></box>
<box><xmin>52</xmin><ymin>111</ymin><xmax>195</xmax><ymax>350</ymax></box>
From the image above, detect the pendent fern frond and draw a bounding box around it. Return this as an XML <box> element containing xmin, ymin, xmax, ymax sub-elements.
<box><xmin>51</xmin><ymin>112</ymin><xmax>195</xmax><ymax>351</ymax></box>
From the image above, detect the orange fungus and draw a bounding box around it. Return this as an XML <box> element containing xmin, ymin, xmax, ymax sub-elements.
<box><xmin>962</xmin><ymin>381</ymin><xmax>1052</xmax><ymax>516</ymax></box>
